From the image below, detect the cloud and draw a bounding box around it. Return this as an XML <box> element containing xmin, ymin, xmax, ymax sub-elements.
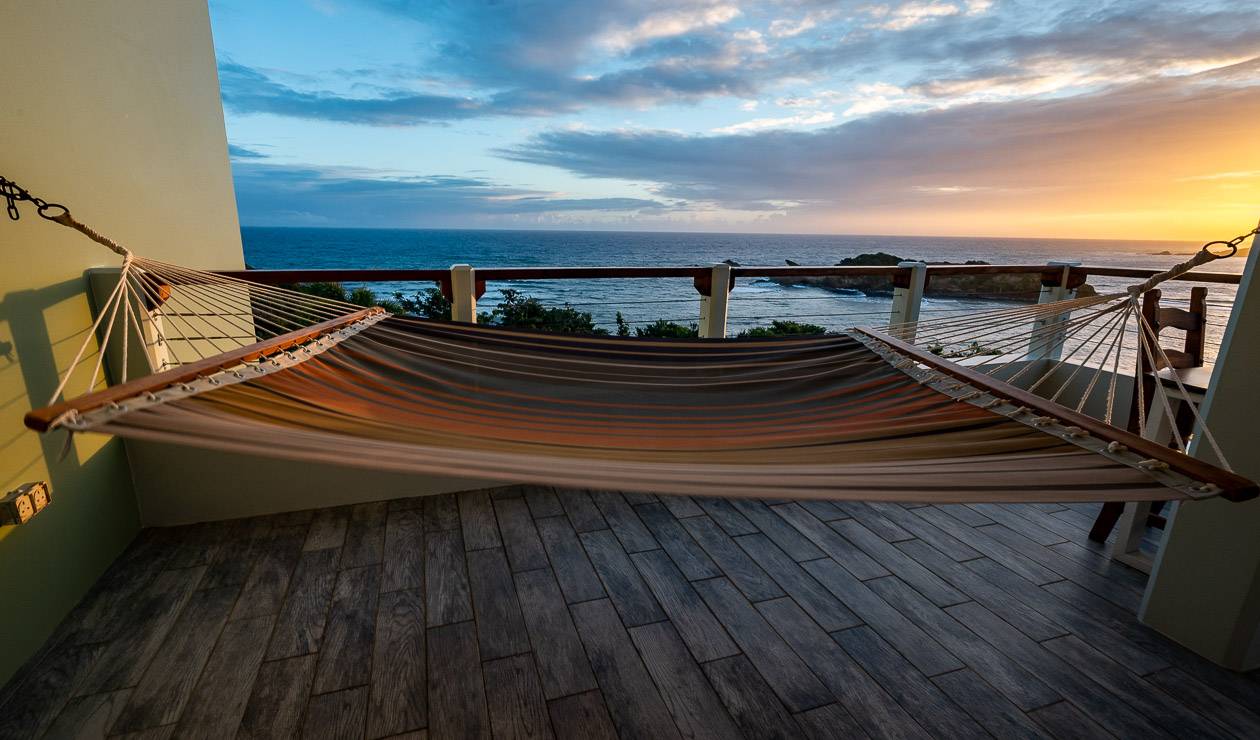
<box><xmin>218</xmin><ymin>61</ymin><xmax>487</xmax><ymax>124</ymax></box>
<box><xmin>230</xmin><ymin>161</ymin><xmax>669</xmax><ymax>226</ymax></box>
<box><xmin>776</xmin><ymin>4</ymin><xmax>1260</xmax><ymax>105</ymax></box>
<box><xmin>911</xmin><ymin>185</ymin><xmax>987</xmax><ymax>194</ymax></box>
<box><xmin>228</xmin><ymin>144</ymin><xmax>268</xmax><ymax>159</ymax></box>
<box><xmin>215</xmin><ymin>1</ymin><xmax>1260</xmax><ymax>129</ymax></box>
<box><xmin>865</xmin><ymin>2</ymin><xmax>962</xmax><ymax>32</ymax></box>
<box><xmin>499</xmin><ymin>60</ymin><xmax>1260</xmax><ymax>226</ymax></box>
<box><xmin>597</xmin><ymin>5</ymin><xmax>741</xmax><ymax>52</ymax></box>
<box><xmin>1180</xmin><ymin>170</ymin><xmax>1260</xmax><ymax>182</ymax></box>
<box><xmin>219</xmin><ymin>49</ymin><xmax>768</xmax><ymax>124</ymax></box>
<box><xmin>712</xmin><ymin>110</ymin><xmax>835</xmax><ymax>133</ymax></box>
<box><xmin>768</xmin><ymin>7</ymin><xmax>841</xmax><ymax>39</ymax></box>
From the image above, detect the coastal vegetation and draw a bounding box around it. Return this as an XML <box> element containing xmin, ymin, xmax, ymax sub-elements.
<box><xmin>928</xmin><ymin>341</ymin><xmax>1002</xmax><ymax>359</ymax></box>
<box><xmin>738</xmin><ymin>320</ymin><xmax>827</xmax><ymax>337</ymax></box>
<box><xmin>625</xmin><ymin>317</ymin><xmax>699</xmax><ymax>338</ymax></box>
<box><xmin>289</xmin><ymin>282</ymin><xmax>829</xmax><ymax>338</ymax></box>
<box><xmin>286</xmin><ymin>283</ymin><xmax>826</xmax><ymax>337</ymax></box>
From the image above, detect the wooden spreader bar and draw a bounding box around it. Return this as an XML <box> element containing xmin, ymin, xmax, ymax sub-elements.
<box><xmin>24</xmin><ymin>307</ymin><xmax>386</xmax><ymax>432</ymax></box>
<box><xmin>853</xmin><ymin>327</ymin><xmax>1259</xmax><ymax>503</ymax></box>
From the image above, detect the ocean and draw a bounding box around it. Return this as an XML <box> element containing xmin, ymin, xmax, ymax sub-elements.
<box><xmin>241</xmin><ymin>227</ymin><xmax>1240</xmax><ymax>353</ymax></box>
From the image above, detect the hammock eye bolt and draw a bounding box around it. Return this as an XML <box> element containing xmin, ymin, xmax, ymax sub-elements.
<box><xmin>1203</xmin><ymin>240</ymin><xmax>1238</xmax><ymax>259</ymax></box>
<box><xmin>35</xmin><ymin>202</ymin><xmax>69</xmax><ymax>222</ymax></box>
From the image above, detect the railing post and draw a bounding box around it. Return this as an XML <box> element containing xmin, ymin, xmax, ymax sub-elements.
<box><xmin>698</xmin><ymin>263</ymin><xmax>732</xmax><ymax>338</ymax></box>
<box><xmin>889</xmin><ymin>261</ymin><xmax>927</xmax><ymax>339</ymax></box>
<box><xmin>1029</xmin><ymin>261</ymin><xmax>1080</xmax><ymax>361</ymax></box>
<box><xmin>449</xmin><ymin>264</ymin><xmax>477</xmax><ymax>323</ymax></box>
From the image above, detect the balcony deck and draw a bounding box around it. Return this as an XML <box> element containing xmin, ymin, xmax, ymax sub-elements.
<box><xmin>3</xmin><ymin>487</ymin><xmax>1259</xmax><ymax>739</ymax></box>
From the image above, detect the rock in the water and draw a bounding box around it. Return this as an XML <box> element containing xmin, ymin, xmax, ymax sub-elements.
<box><xmin>769</xmin><ymin>252</ymin><xmax>1096</xmax><ymax>302</ymax></box>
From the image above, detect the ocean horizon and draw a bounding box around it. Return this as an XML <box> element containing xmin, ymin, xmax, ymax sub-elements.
<box><xmin>241</xmin><ymin>226</ymin><xmax>1239</xmax><ymax>345</ymax></box>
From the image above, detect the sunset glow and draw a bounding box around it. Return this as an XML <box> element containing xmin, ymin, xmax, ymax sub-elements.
<box><xmin>210</xmin><ymin>1</ymin><xmax>1260</xmax><ymax>240</ymax></box>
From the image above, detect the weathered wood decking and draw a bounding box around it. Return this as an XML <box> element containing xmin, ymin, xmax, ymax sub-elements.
<box><xmin>3</xmin><ymin>488</ymin><xmax>1259</xmax><ymax>739</ymax></box>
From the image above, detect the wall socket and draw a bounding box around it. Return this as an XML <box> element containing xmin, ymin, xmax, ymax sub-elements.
<box><xmin>1</xmin><ymin>482</ymin><xmax>52</xmax><ymax>525</ymax></box>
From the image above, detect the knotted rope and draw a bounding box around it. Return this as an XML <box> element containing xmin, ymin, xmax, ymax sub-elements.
<box><xmin>1</xmin><ymin>175</ymin><xmax>131</xmax><ymax>257</ymax></box>
<box><xmin>1126</xmin><ymin>228</ymin><xmax>1257</xmax><ymax>296</ymax></box>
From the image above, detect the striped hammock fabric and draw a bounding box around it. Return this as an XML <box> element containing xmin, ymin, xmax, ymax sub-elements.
<box><xmin>26</xmin><ymin>308</ymin><xmax>1256</xmax><ymax>504</ymax></box>
<box><xmin>9</xmin><ymin>178</ymin><xmax>1256</xmax><ymax>506</ymax></box>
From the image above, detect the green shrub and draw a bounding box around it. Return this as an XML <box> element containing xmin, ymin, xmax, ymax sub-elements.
<box><xmin>929</xmin><ymin>341</ymin><xmax>1000</xmax><ymax>358</ymax></box>
<box><xmin>635</xmin><ymin>320</ymin><xmax>699</xmax><ymax>338</ymax></box>
<box><xmin>614</xmin><ymin>312</ymin><xmax>631</xmax><ymax>337</ymax></box>
<box><xmin>288</xmin><ymin>282</ymin><xmax>403</xmax><ymax>313</ymax></box>
<box><xmin>289</xmin><ymin>281</ymin><xmax>350</xmax><ymax>302</ymax></box>
<box><xmin>737</xmin><ymin>320</ymin><xmax>827</xmax><ymax>338</ymax></box>
<box><xmin>391</xmin><ymin>287</ymin><xmax>452</xmax><ymax>320</ymax></box>
<box><xmin>488</xmin><ymin>289</ymin><xmax>608</xmax><ymax>335</ymax></box>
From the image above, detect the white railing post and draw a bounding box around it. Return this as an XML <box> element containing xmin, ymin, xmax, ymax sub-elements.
<box><xmin>450</xmin><ymin>264</ymin><xmax>477</xmax><ymax>323</ymax></box>
<box><xmin>698</xmin><ymin>263</ymin><xmax>732</xmax><ymax>338</ymax></box>
<box><xmin>1029</xmin><ymin>261</ymin><xmax>1079</xmax><ymax>361</ymax></box>
<box><xmin>889</xmin><ymin>261</ymin><xmax>927</xmax><ymax>339</ymax></box>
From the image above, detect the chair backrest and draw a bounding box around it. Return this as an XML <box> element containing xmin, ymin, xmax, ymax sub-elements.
<box><xmin>1139</xmin><ymin>287</ymin><xmax>1207</xmax><ymax>371</ymax></box>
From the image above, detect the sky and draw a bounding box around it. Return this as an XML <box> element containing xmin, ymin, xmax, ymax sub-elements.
<box><xmin>209</xmin><ymin>0</ymin><xmax>1260</xmax><ymax>239</ymax></box>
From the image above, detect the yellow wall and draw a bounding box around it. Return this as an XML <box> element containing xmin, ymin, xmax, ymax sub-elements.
<box><xmin>0</xmin><ymin>0</ymin><xmax>243</xmax><ymax>683</ymax></box>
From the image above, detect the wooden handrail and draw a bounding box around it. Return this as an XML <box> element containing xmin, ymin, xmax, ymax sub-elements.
<box><xmin>215</xmin><ymin>268</ymin><xmax>450</xmax><ymax>283</ymax></box>
<box><xmin>1067</xmin><ymin>266</ymin><xmax>1241</xmax><ymax>284</ymax></box>
<box><xmin>24</xmin><ymin>307</ymin><xmax>386</xmax><ymax>432</ymax></box>
<box><xmin>214</xmin><ymin>264</ymin><xmax>1242</xmax><ymax>286</ymax></box>
<box><xmin>852</xmin><ymin>327</ymin><xmax>1257</xmax><ymax>502</ymax></box>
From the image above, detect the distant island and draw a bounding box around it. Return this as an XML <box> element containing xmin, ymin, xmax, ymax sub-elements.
<box><xmin>1151</xmin><ymin>246</ymin><xmax>1250</xmax><ymax>257</ymax></box>
<box><xmin>770</xmin><ymin>252</ymin><xmax>1097</xmax><ymax>302</ymax></box>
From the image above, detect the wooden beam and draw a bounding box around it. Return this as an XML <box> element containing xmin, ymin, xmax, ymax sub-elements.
<box><xmin>212</xmin><ymin>265</ymin><xmax>1242</xmax><ymax>286</ymax></box>
<box><xmin>24</xmin><ymin>307</ymin><xmax>385</xmax><ymax>432</ymax></box>
<box><xmin>852</xmin><ymin>327</ymin><xmax>1259</xmax><ymax>502</ymax></box>
<box><xmin>215</xmin><ymin>268</ymin><xmax>449</xmax><ymax>284</ymax></box>
<box><xmin>1071</xmin><ymin>266</ymin><xmax>1240</xmax><ymax>284</ymax></box>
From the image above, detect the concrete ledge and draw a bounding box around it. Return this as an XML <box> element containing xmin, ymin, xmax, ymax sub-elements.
<box><xmin>124</xmin><ymin>439</ymin><xmax>490</xmax><ymax>526</ymax></box>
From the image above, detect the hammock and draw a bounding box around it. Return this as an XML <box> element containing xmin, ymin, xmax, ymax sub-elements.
<box><xmin>6</xmin><ymin>176</ymin><xmax>1257</xmax><ymax>504</ymax></box>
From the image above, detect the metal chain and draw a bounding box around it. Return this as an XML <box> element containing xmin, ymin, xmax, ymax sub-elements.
<box><xmin>0</xmin><ymin>175</ymin><xmax>69</xmax><ymax>222</ymax></box>
<box><xmin>1124</xmin><ymin>228</ymin><xmax>1256</xmax><ymax>296</ymax></box>
<box><xmin>0</xmin><ymin>174</ymin><xmax>130</xmax><ymax>257</ymax></box>
<box><xmin>1203</xmin><ymin>226</ymin><xmax>1260</xmax><ymax>258</ymax></box>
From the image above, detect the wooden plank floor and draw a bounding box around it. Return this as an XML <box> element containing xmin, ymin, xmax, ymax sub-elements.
<box><xmin>4</xmin><ymin>488</ymin><xmax>1260</xmax><ymax>739</ymax></box>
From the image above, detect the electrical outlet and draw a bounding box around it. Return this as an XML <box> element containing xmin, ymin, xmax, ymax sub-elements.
<box><xmin>1</xmin><ymin>491</ymin><xmax>34</xmax><ymax>525</ymax></box>
<box><xmin>25</xmin><ymin>481</ymin><xmax>50</xmax><ymax>512</ymax></box>
<box><xmin>1</xmin><ymin>482</ymin><xmax>51</xmax><ymax>525</ymax></box>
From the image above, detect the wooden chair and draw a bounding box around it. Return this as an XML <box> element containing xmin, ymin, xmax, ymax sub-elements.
<box><xmin>1089</xmin><ymin>287</ymin><xmax>1211</xmax><ymax>558</ymax></box>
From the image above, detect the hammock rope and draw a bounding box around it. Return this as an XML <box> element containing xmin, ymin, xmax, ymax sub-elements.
<box><xmin>5</xmin><ymin>173</ymin><xmax>1257</xmax><ymax>504</ymax></box>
